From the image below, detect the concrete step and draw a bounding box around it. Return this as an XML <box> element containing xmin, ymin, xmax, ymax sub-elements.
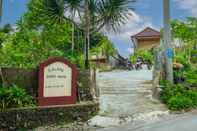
<box><xmin>100</xmin><ymin>91</ymin><xmax>134</xmax><ymax>94</ymax></box>
<box><xmin>100</xmin><ymin>90</ymin><xmax>152</xmax><ymax>95</ymax></box>
<box><xmin>100</xmin><ymin>87</ymin><xmax>152</xmax><ymax>92</ymax></box>
<box><xmin>99</xmin><ymin>83</ymin><xmax>152</xmax><ymax>87</ymax></box>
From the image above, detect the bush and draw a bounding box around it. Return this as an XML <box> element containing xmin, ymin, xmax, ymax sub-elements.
<box><xmin>186</xmin><ymin>90</ymin><xmax>197</xmax><ymax>106</ymax></box>
<box><xmin>184</xmin><ymin>68</ymin><xmax>197</xmax><ymax>87</ymax></box>
<box><xmin>0</xmin><ymin>85</ymin><xmax>35</xmax><ymax>110</ymax></box>
<box><xmin>129</xmin><ymin>50</ymin><xmax>153</xmax><ymax>63</ymax></box>
<box><xmin>160</xmin><ymin>82</ymin><xmax>187</xmax><ymax>103</ymax></box>
<box><xmin>160</xmin><ymin>80</ymin><xmax>197</xmax><ymax>111</ymax></box>
<box><xmin>168</xmin><ymin>95</ymin><xmax>193</xmax><ymax>111</ymax></box>
<box><xmin>191</xmin><ymin>49</ymin><xmax>197</xmax><ymax>63</ymax></box>
<box><xmin>174</xmin><ymin>53</ymin><xmax>191</xmax><ymax>71</ymax></box>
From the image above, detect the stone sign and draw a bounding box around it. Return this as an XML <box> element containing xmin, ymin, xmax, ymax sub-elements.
<box><xmin>38</xmin><ymin>57</ymin><xmax>77</xmax><ymax>106</ymax></box>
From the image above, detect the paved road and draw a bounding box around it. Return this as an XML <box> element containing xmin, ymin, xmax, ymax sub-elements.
<box><xmin>97</xmin><ymin>111</ymin><xmax>197</xmax><ymax>131</ymax></box>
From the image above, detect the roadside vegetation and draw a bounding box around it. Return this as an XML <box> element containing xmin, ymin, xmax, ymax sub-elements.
<box><xmin>0</xmin><ymin>85</ymin><xmax>35</xmax><ymax>110</ymax></box>
<box><xmin>129</xmin><ymin>50</ymin><xmax>154</xmax><ymax>63</ymax></box>
<box><xmin>160</xmin><ymin>17</ymin><xmax>197</xmax><ymax>111</ymax></box>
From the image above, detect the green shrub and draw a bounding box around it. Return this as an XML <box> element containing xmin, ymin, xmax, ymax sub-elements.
<box><xmin>168</xmin><ymin>94</ymin><xmax>193</xmax><ymax>111</ymax></box>
<box><xmin>174</xmin><ymin>54</ymin><xmax>191</xmax><ymax>70</ymax></box>
<box><xmin>160</xmin><ymin>83</ymin><xmax>187</xmax><ymax>103</ymax></box>
<box><xmin>191</xmin><ymin>57</ymin><xmax>197</xmax><ymax>63</ymax></box>
<box><xmin>129</xmin><ymin>50</ymin><xmax>153</xmax><ymax>63</ymax></box>
<box><xmin>160</xmin><ymin>79</ymin><xmax>197</xmax><ymax>111</ymax></box>
<box><xmin>186</xmin><ymin>90</ymin><xmax>197</xmax><ymax>106</ymax></box>
<box><xmin>0</xmin><ymin>85</ymin><xmax>35</xmax><ymax>110</ymax></box>
<box><xmin>184</xmin><ymin>68</ymin><xmax>197</xmax><ymax>87</ymax></box>
<box><xmin>191</xmin><ymin>50</ymin><xmax>197</xmax><ymax>56</ymax></box>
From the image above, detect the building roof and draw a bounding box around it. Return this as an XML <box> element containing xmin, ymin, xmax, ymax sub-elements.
<box><xmin>131</xmin><ymin>27</ymin><xmax>160</xmax><ymax>39</ymax></box>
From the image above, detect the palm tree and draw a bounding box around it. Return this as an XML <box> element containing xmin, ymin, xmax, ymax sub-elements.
<box><xmin>65</xmin><ymin>0</ymin><xmax>81</xmax><ymax>52</ymax></box>
<box><xmin>23</xmin><ymin>0</ymin><xmax>136</xmax><ymax>68</ymax></box>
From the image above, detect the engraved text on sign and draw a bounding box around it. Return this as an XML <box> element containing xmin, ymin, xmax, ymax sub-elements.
<box><xmin>44</xmin><ymin>62</ymin><xmax>72</xmax><ymax>97</ymax></box>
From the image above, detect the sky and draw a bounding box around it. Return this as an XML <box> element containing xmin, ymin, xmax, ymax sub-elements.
<box><xmin>0</xmin><ymin>0</ymin><xmax>197</xmax><ymax>57</ymax></box>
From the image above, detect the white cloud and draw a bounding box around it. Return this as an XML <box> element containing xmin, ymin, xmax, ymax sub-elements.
<box><xmin>174</xmin><ymin>0</ymin><xmax>197</xmax><ymax>16</ymax></box>
<box><xmin>107</xmin><ymin>10</ymin><xmax>155</xmax><ymax>40</ymax></box>
<box><xmin>105</xmin><ymin>10</ymin><xmax>156</xmax><ymax>57</ymax></box>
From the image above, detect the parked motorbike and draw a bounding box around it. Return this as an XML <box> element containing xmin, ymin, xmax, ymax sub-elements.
<box><xmin>135</xmin><ymin>61</ymin><xmax>142</xmax><ymax>70</ymax></box>
<box><xmin>126</xmin><ymin>60</ymin><xmax>134</xmax><ymax>70</ymax></box>
<box><xmin>144</xmin><ymin>60</ymin><xmax>152</xmax><ymax>70</ymax></box>
<box><xmin>135</xmin><ymin>58</ymin><xmax>143</xmax><ymax>70</ymax></box>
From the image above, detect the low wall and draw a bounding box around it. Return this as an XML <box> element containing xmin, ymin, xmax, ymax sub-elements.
<box><xmin>0</xmin><ymin>68</ymin><xmax>93</xmax><ymax>101</ymax></box>
<box><xmin>1</xmin><ymin>68</ymin><xmax>38</xmax><ymax>98</ymax></box>
<box><xmin>0</xmin><ymin>102</ymin><xmax>99</xmax><ymax>130</ymax></box>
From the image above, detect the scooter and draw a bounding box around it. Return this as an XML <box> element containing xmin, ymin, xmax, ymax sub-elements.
<box><xmin>127</xmin><ymin>61</ymin><xmax>134</xmax><ymax>70</ymax></box>
<box><xmin>135</xmin><ymin>61</ymin><xmax>142</xmax><ymax>70</ymax></box>
<box><xmin>144</xmin><ymin>60</ymin><xmax>152</xmax><ymax>70</ymax></box>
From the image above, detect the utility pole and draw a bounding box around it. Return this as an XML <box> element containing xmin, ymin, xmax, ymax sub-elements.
<box><xmin>163</xmin><ymin>0</ymin><xmax>174</xmax><ymax>83</ymax></box>
<box><xmin>0</xmin><ymin>0</ymin><xmax>3</xmax><ymax>22</ymax></box>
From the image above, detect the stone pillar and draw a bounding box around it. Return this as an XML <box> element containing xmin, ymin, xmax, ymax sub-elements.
<box><xmin>90</xmin><ymin>68</ymin><xmax>99</xmax><ymax>101</ymax></box>
<box><xmin>152</xmin><ymin>47</ymin><xmax>163</xmax><ymax>98</ymax></box>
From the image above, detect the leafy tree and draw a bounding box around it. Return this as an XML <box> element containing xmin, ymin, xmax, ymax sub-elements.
<box><xmin>65</xmin><ymin>0</ymin><xmax>81</xmax><ymax>52</ymax></box>
<box><xmin>0</xmin><ymin>29</ymin><xmax>64</xmax><ymax>68</ymax></box>
<box><xmin>0</xmin><ymin>24</ymin><xmax>13</xmax><ymax>33</ymax></box>
<box><xmin>91</xmin><ymin>36</ymin><xmax>116</xmax><ymax>61</ymax></box>
<box><xmin>25</xmin><ymin>0</ymin><xmax>135</xmax><ymax>68</ymax></box>
<box><xmin>0</xmin><ymin>22</ymin><xmax>88</xmax><ymax>68</ymax></box>
<box><xmin>171</xmin><ymin>17</ymin><xmax>197</xmax><ymax>63</ymax></box>
<box><xmin>0</xmin><ymin>24</ymin><xmax>13</xmax><ymax>46</ymax></box>
<box><xmin>129</xmin><ymin>50</ymin><xmax>153</xmax><ymax>63</ymax></box>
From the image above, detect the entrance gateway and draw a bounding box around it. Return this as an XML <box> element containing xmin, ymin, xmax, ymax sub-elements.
<box><xmin>38</xmin><ymin>57</ymin><xmax>77</xmax><ymax>106</ymax></box>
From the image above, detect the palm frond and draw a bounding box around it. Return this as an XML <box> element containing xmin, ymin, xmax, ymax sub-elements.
<box><xmin>96</xmin><ymin>0</ymin><xmax>135</xmax><ymax>32</ymax></box>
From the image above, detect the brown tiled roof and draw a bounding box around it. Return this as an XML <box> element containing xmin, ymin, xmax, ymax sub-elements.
<box><xmin>131</xmin><ymin>27</ymin><xmax>160</xmax><ymax>39</ymax></box>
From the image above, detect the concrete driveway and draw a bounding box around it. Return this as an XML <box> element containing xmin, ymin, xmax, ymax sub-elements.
<box><xmin>88</xmin><ymin>70</ymin><xmax>167</xmax><ymax>128</ymax></box>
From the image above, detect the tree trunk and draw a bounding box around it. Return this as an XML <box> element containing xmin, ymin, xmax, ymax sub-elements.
<box><xmin>71</xmin><ymin>12</ymin><xmax>75</xmax><ymax>52</ymax></box>
<box><xmin>84</xmin><ymin>0</ymin><xmax>90</xmax><ymax>69</ymax></box>
<box><xmin>0</xmin><ymin>67</ymin><xmax>5</xmax><ymax>87</ymax></box>
<box><xmin>71</xmin><ymin>22</ymin><xmax>75</xmax><ymax>52</ymax></box>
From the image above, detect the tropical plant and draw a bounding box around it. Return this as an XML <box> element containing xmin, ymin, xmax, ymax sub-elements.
<box><xmin>129</xmin><ymin>50</ymin><xmax>153</xmax><ymax>63</ymax></box>
<box><xmin>0</xmin><ymin>24</ymin><xmax>13</xmax><ymax>46</ymax></box>
<box><xmin>160</xmin><ymin>80</ymin><xmax>197</xmax><ymax>111</ymax></box>
<box><xmin>183</xmin><ymin>68</ymin><xmax>197</xmax><ymax>87</ymax></box>
<box><xmin>0</xmin><ymin>28</ymin><xmax>66</xmax><ymax>68</ymax></box>
<box><xmin>64</xmin><ymin>0</ymin><xmax>81</xmax><ymax>52</ymax></box>
<box><xmin>25</xmin><ymin>0</ymin><xmax>135</xmax><ymax>68</ymax></box>
<box><xmin>171</xmin><ymin>17</ymin><xmax>197</xmax><ymax>63</ymax></box>
<box><xmin>91</xmin><ymin>36</ymin><xmax>116</xmax><ymax>60</ymax></box>
<box><xmin>0</xmin><ymin>85</ymin><xmax>35</xmax><ymax>110</ymax></box>
<box><xmin>167</xmin><ymin>94</ymin><xmax>193</xmax><ymax>111</ymax></box>
<box><xmin>191</xmin><ymin>49</ymin><xmax>197</xmax><ymax>63</ymax></box>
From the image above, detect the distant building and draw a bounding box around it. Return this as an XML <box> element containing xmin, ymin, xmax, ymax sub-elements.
<box><xmin>90</xmin><ymin>53</ymin><xmax>127</xmax><ymax>69</ymax></box>
<box><xmin>131</xmin><ymin>27</ymin><xmax>161</xmax><ymax>52</ymax></box>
